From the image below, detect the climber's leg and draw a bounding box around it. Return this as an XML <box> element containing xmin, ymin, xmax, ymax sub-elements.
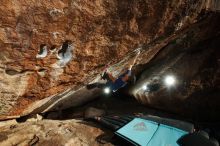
<box><xmin>86</xmin><ymin>83</ymin><xmax>106</xmax><ymax>90</ymax></box>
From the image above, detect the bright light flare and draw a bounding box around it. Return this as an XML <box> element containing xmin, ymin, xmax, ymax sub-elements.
<box><xmin>104</xmin><ymin>87</ymin><xmax>110</xmax><ymax>94</ymax></box>
<box><xmin>164</xmin><ymin>75</ymin><xmax>176</xmax><ymax>86</ymax></box>
<box><xmin>142</xmin><ymin>85</ymin><xmax>148</xmax><ymax>90</ymax></box>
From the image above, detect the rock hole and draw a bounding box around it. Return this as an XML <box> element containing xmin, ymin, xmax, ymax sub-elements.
<box><xmin>36</xmin><ymin>44</ymin><xmax>48</xmax><ymax>58</ymax></box>
<box><xmin>16</xmin><ymin>115</ymin><xmax>30</xmax><ymax>123</ymax></box>
<box><xmin>50</xmin><ymin>45</ymin><xmax>57</xmax><ymax>52</ymax></box>
<box><xmin>5</xmin><ymin>69</ymin><xmax>20</xmax><ymax>75</ymax></box>
<box><xmin>16</xmin><ymin>114</ymin><xmax>43</xmax><ymax>123</ymax></box>
<box><xmin>10</xmin><ymin>125</ymin><xmax>17</xmax><ymax>129</ymax></box>
<box><xmin>58</xmin><ymin>40</ymin><xmax>71</xmax><ymax>57</ymax></box>
<box><xmin>57</xmin><ymin>40</ymin><xmax>74</xmax><ymax>67</ymax></box>
<box><xmin>37</xmin><ymin>68</ymin><xmax>47</xmax><ymax>77</ymax></box>
<box><xmin>38</xmin><ymin>68</ymin><xmax>47</xmax><ymax>72</ymax></box>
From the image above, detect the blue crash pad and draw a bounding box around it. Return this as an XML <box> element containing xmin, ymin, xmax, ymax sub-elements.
<box><xmin>115</xmin><ymin>118</ymin><xmax>188</xmax><ymax>146</ymax></box>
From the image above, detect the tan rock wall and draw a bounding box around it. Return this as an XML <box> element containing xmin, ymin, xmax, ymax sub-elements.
<box><xmin>0</xmin><ymin>0</ymin><xmax>209</xmax><ymax>117</ymax></box>
<box><xmin>0</xmin><ymin>119</ymin><xmax>111</xmax><ymax>146</ymax></box>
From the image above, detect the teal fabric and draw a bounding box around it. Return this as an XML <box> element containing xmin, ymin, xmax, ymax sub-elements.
<box><xmin>116</xmin><ymin>118</ymin><xmax>159</xmax><ymax>146</ymax></box>
<box><xmin>115</xmin><ymin>118</ymin><xmax>188</xmax><ymax>146</ymax></box>
<box><xmin>147</xmin><ymin>124</ymin><xmax>188</xmax><ymax>146</ymax></box>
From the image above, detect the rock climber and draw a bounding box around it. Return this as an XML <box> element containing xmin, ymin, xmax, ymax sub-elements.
<box><xmin>86</xmin><ymin>50</ymin><xmax>140</xmax><ymax>93</ymax></box>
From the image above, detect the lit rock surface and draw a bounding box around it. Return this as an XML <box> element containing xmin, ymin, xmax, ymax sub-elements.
<box><xmin>0</xmin><ymin>119</ymin><xmax>112</xmax><ymax>146</ymax></box>
<box><xmin>0</xmin><ymin>0</ymin><xmax>220</xmax><ymax>119</ymax></box>
<box><xmin>131</xmin><ymin>14</ymin><xmax>220</xmax><ymax>120</ymax></box>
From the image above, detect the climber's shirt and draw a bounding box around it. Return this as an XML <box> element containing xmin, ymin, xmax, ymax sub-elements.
<box><xmin>107</xmin><ymin>70</ymin><xmax>131</xmax><ymax>92</ymax></box>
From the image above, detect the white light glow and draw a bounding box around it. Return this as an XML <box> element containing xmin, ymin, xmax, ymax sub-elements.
<box><xmin>104</xmin><ymin>87</ymin><xmax>110</xmax><ymax>94</ymax></box>
<box><xmin>165</xmin><ymin>75</ymin><xmax>176</xmax><ymax>86</ymax></box>
<box><xmin>142</xmin><ymin>85</ymin><xmax>147</xmax><ymax>90</ymax></box>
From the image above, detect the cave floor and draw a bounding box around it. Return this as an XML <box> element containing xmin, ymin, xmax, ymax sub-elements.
<box><xmin>43</xmin><ymin>94</ymin><xmax>220</xmax><ymax>144</ymax></box>
<box><xmin>55</xmin><ymin>95</ymin><xmax>182</xmax><ymax>121</ymax></box>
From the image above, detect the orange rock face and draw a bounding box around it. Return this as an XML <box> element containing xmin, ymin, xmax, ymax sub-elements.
<box><xmin>0</xmin><ymin>0</ymin><xmax>215</xmax><ymax>118</ymax></box>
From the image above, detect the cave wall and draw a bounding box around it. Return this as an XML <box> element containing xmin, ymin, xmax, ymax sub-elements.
<box><xmin>0</xmin><ymin>0</ymin><xmax>217</xmax><ymax>119</ymax></box>
<box><xmin>131</xmin><ymin>13</ymin><xmax>220</xmax><ymax>121</ymax></box>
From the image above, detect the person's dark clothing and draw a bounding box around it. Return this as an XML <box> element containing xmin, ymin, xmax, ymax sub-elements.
<box><xmin>87</xmin><ymin>69</ymin><xmax>132</xmax><ymax>92</ymax></box>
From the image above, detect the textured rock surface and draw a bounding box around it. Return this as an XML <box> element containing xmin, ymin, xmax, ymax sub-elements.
<box><xmin>0</xmin><ymin>0</ymin><xmax>219</xmax><ymax>118</ymax></box>
<box><xmin>131</xmin><ymin>14</ymin><xmax>220</xmax><ymax>120</ymax></box>
<box><xmin>0</xmin><ymin>119</ymin><xmax>112</xmax><ymax>146</ymax></box>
